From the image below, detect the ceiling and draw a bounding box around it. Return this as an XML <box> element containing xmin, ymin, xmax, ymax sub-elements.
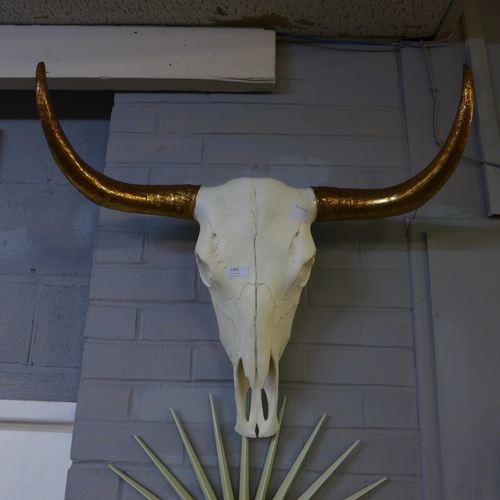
<box><xmin>0</xmin><ymin>0</ymin><xmax>463</xmax><ymax>39</ymax></box>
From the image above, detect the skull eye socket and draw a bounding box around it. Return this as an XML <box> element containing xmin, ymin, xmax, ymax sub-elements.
<box><xmin>298</xmin><ymin>255</ymin><xmax>315</xmax><ymax>286</ymax></box>
<box><xmin>195</xmin><ymin>253</ymin><xmax>212</xmax><ymax>287</ymax></box>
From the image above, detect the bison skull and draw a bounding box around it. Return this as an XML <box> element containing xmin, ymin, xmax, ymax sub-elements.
<box><xmin>35</xmin><ymin>62</ymin><xmax>474</xmax><ymax>437</ymax></box>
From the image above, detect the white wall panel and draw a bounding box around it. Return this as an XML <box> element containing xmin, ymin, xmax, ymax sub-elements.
<box><xmin>0</xmin><ymin>401</ymin><xmax>75</xmax><ymax>500</ymax></box>
<box><xmin>426</xmin><ymin>223</ymin><xmax>500</xmax><ymax>499</ymax></box>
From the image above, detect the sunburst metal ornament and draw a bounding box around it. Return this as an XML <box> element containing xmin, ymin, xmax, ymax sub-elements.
<box><xmin>109</xmin><ymin>396</ymin><xmax>387</xmax><ymax>499</ymax></box>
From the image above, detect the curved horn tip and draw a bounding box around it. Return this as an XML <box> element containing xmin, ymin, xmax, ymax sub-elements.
<box><xmin>36</xmin><ymin>61</ymin><xmax>46</xmax><ymax>77</ymax></box>
<box><xmin>36</xmin><ymin>62</ymin><xmax>48</xmax><ymax>95</ymax></box>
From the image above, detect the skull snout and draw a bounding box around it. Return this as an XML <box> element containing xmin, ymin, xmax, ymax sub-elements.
<box><xmin>234</xmin><ymin>356</ymin><xmax>279</xmax><ymax>438</ymax></box>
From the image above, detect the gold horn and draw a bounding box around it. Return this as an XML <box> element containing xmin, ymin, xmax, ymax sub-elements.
<box><xmin>312</xmin><ymin>65</ymin><xmax>474</xmax><ymax>222</ymax></box>
<box><xmin>36</xmin><ymin>62</ymin><xmax>200</xmax><ymax>220</ymax></box>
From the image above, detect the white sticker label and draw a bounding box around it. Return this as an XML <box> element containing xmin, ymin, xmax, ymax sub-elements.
<box><xmin>291</xmin><ymin>204</ymin><xmax>310</xmax><ymax>223</ymax></box>
<box><xmin>226</xmin><ymin>266</ymin><xmax>249</xmax><ymax>279</ymax></box>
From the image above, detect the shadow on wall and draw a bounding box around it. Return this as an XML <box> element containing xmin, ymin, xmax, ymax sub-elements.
<box><xmin>0</xmin><ymin>89</ymin><xmax>114</xmax><ymax>120</ymax></box>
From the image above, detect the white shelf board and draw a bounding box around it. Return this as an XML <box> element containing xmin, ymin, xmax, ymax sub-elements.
<box><xmin>0</xmin><ymin>400</ymin><xmax>76</xmax><ymax>424</ymax></box>
<box><xmin>0</xmin><ymin>25</ymin><xmax>275</xmax><ymax>92</ymax></box>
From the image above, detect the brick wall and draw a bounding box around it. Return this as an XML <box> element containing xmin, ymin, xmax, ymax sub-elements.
<box><xmin>0</xmin><ymin>92</ymin><xmax>111</xmax><ymax>401</ymax></box>
<box><xmin>66</xmin><ymin>39</ymin><xmax>482</xmax><ymax>499</ymax></box>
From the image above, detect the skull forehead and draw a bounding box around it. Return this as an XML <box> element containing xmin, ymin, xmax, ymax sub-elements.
<box><xmin>194</xmin><ymin>178</ymin><xmax>317</xmax><ymax>232</ymax></box>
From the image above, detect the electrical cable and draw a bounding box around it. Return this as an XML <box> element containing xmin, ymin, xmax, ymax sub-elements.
<box><xmin>423</xmin><ymin>45</ymin><xmax>444</xmax><ymax>146</ymax></box>
<box><xmin>276</xmin><ymin>27</ymin><xmax>456</xmax><ymax>50</ymax></box>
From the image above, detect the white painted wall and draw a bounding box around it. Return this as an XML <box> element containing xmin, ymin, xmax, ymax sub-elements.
<box><xmin>0</xmin><ymin>401</ymin><xmax>75</xmax><ymax>500</ymax></box>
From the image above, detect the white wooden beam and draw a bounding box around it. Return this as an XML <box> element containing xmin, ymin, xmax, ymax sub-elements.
<box><xmin>0</xmin><ymin>26</ymin><xmax>275</xmax><ymax>92</ymax></box>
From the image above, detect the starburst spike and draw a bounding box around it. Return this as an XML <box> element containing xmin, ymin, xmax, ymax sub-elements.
<box><xmin>209</xmin><ymin>395</ymin><xmax>235</xmax><ymax>500</ymax></box>
<box><xmin>296</xmin><ymin>440</ymin><xmax>360</xmax><ymax>500</ymax></box>
<box><xmin>239</xmin><ymin>434</ymin><xmax>249</xmax><ymax>500</ymax></box>
<box><xmin>254</xmin><ymin>397</ymin><xmax>287</xmax><ymax>500</ymax></box>
<box><xmin>171</xmin><ymin>409</ymin><xmax>218</xmax><ymax>500</ymax></box>
<box><xmin>342</xmin><ymin>477</ymin><xmax>387</xmax><ymax>500</ymax></box>
<box><xmin>271</xmin><ymin>414</ymin><xmax>326</xmax><ymax>500</ymax></box>
<box><xmin>108</xmin><ymin>465</ymin><xmax>162</xmax><ymax>500</ymax></box>
<box><xmin>134</xmin><ymin>435</ymin><xmax>195</xmax><ymax>500</ymax></box>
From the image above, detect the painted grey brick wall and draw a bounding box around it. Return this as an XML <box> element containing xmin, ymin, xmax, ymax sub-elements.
<box><xmin>0</xmin><ymin>91</ymin><xmax>112</xmax><ymax>401</ymax></box>
<box><xmin>67</xmin><ymin>39</ymin><xmax>482</xmax><ymax>500</ymax></box>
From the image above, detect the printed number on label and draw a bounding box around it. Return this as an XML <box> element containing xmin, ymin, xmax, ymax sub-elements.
<box><xmin>226</xmin><ymin>266</ymin><xmax>249</xmax><ymax>279</ymax></box>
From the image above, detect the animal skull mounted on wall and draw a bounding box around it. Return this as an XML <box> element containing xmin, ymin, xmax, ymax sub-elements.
<box><xmin>36</xmin><ymin>62</ymin><xmax>474</xmax><ymax>437</ymax></box>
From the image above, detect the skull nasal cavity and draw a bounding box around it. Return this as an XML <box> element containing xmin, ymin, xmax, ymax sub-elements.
<box><xmin>236</xmin><ymin>359</ymin><xmax>250</xmax><ymax>405</ymax></box>
<box><xmin>261</xmin><ymin>388</ymin><xmax>269</xmax><ymax>420</ymax></box>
